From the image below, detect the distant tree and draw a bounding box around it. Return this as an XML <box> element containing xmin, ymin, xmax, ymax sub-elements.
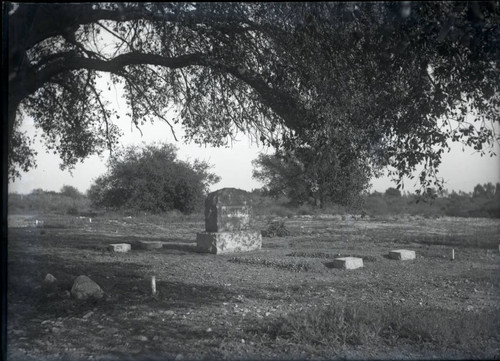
<box><xmin>87</xmin><ymin>143</ymin><xmax>220</xmax><ymax>213</ymax></box>
<box><xmin>384</xmin><ymin>187</ymin><xmax>401</xmax><ymax>198</ymax></box>
<box><xmin>252</xmin><ymin>147</ymin><xmax>370</xmax><ymax>207</ymax></box>
<box><xmin>60</xmin><ymin>185</ymin><xmax>83</xmax><ymax>199</ymax></box>
<box><xmin>473</xmin><ymin>184</ymin><xmax>486</xmax><ymax>198</ymax></box>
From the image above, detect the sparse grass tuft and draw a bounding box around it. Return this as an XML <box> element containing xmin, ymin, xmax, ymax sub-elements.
<box><xmin>254</xmin><ymin>303</ymin><xmax>500</xmax><ymax>353</ymax></box>
<box><xmin>261</xmin><ymin>220</ymin><xmax>291</xmax><ymax>237</ymax></box>
<box><xmin>228</xmin><ymin>256</ymin><xmax>315</xmax><ymax>272</ymax></box>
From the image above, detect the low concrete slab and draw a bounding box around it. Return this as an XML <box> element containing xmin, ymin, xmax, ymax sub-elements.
<box><xmin>108</xmin><ymin>243</ymin><xmax>131</xmax><ymax>253</ymax></box>
<box><xmin>332</xmin><ymin>257</ymin><xmax>364</xmax><ymax>270</ymax></box>
<box><xmin>137</xmin><ymin>241</ymin><xmax>163</xmax><ymax>250</ymax></box>
<box><xmin>388</xmin><ymin>249</ymin><xmax>416</xmax><ymax>260</ymax></box>
<box><xmin>196</xmin><ymin>231</ymin><xmax>262</xmax><ymax>254</ymax></box>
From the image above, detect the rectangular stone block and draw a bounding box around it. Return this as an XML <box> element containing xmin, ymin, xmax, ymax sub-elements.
<box><xmin>206</xmin><ymin>205</ymin><xmax>251</xmax><ymax>232</ymax></box>
<box><xmin>137</xmin><ymin>240</ymin><xmax>163</xmax><ymax>250</ymax></box>
<box><xmin>332</xmin><ymin>257</ymin><xmax>364</xmax><ymax>269</ymax></box>
<box><xmin>196</xmin><ymin>231</ymin><xmax>262</xmax><ymax>254</ymax></box>
<box><xmin>108</xmin><ymin>243</ymin><xmax>131</xmax><ymax>253</ymax></box>
<box><xmin>204</xmin><ymin>188</ymin><xmax>252</xmax><ymax>232</ymax></box>
<box><xmin>388</xmin><ymin>249</ymin><xmax>416</xmax><ymax>260</ymax></box>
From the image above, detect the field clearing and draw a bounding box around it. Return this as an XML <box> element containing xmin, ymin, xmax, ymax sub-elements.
<box><xmin>6</xmin><ymin>213</ymin><xmax>500</xmax><ymax>360</ymax></box>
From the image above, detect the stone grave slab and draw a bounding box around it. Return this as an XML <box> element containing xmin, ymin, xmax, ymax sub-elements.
<box><xmin>197</xmin><ymin>231</ymin><xmax>262</xmax><ymax>254</ymax></box>
<box><xmin>137</xmin><ymin>240</ymin><xmax>163</xmax><ymax>250</ymax></box>
<box><xmin>108</xmin><ymin>243</ymin><xmax>131</xmax><ymax>253</ymax></box>
<box><xmin>332</xmin><ymin>257</ymin><xmax>364</xmax><ymax>270</ymax></box>
<box><xmin>388</xmin><ymin>249</ymin><xmax>416</xmax><ymax>260</ymax></box>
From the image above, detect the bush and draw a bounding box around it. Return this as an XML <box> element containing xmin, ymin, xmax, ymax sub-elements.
<box><xmin>87</xmin><ymin>143</ymin><xmax>220</xmax><ymax>214</ymax></box>
<box><xmin>261</xmin><ymin>220</ymin><xmax>290</xmax><ymax>237</ymax></box>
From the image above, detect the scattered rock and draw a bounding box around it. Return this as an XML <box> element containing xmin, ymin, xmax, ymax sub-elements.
<box><xmin>206</xmin><ymin>328</ymin><xmax>212</xmax><ymax>333</ymax></box>
<box><xmin>163</xmin><ymin>310</ymin><xmax>175</xmax><ymax>316</ymax></box>
<box><xmin>82</xmin><ymin>311</ymin><xmax>94</xmax><ymax>319</ymax></box>
<box><xmin>60</xmin><ymin>290</ymin><xmax>71</xmax><ymax>299</ymax></box>
<box><xmin>175</xmin><ymin>354</ymin><xmax>184</xmax><ymax>361</ymax></box>
<box><xmin>71</xmin><ymin>275</ymin><xmax>104</xmax><ymax>300</ymax></box>
<box><xmin>44</xmin><ymin>273</ymin><xmax>57</xmax><ymax>283</ymax></box>
<box><xmin>134</xmin><ymin>335</ymin><xmax>148</xmax><ymax>342</ymax></box>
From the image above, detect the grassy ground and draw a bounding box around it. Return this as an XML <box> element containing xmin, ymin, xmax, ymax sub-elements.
<box><xmin>6</xmin><ymin>213</ymin><xmax>500</xmax><ymax>360</ymax></box>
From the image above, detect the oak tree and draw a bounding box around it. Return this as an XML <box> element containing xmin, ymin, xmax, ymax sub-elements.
<box><xmin>5</xmin><ymin>2</ymin><xmax>500</xmax><ymax>191</ymax></box>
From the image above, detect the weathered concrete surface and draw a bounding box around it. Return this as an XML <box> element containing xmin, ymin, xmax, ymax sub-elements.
<box><xmin>71</xmin><ymin>275</ymin><xmax>104</xmax><ymax>300</ymax></box>
<box><xmin>389</xmin><ymin>249</ymin><xmax>416</xmax><ymax>260</ymax></box>
<box><xmin>196</xmin><ymin>231</ymin><xmax>262</xmax><ymax>254</ymax></box>
<box><xmin>332</xmin><ymin>257</ymin><xmax>364</xmax><ymax>270</ymax></box>
<box><xmin>108</xmin><ymin>243</ymin><xmax>131</xmax><ymax>253</ymax></box>
<box><xmin>205</xmin><ymin>188</ymin><xmax>251</xmax><ymax>232</ymax></box>
<box><xmin>137</xmin><ymin>240</ymin><xmax>163</xmax><ymax>250</ymax></box>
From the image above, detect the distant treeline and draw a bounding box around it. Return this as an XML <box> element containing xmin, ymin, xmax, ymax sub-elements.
<box><xmin>8</xmin><ymin>186</ymin><xmax>91</xmax><ymax>216</ymax></box>
<box><xmin>362</xmin><ymin>183</ymin><xmax>500</xmax><ymax>219</ymax></box>
<box><xmin>8</xmin><ymin>182</ymin><xmax>500</xmax><ymax>219</ymax></box>
<box><xmin>250</xmin><ymin>182</ymin><xmax>500</xmax><ymax>219</ymax></box>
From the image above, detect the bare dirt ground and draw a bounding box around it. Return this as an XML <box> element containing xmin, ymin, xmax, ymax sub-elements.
<box><xmin>6</xmin><ymin>213</ymin><xmax>500</xmax><ymax>360</ymax></box>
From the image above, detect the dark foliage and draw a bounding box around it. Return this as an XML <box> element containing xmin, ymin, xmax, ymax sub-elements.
<box><xmin>87</xmin><ymin>143</ymin><xmax>219</xmax><ymax>214</ymax></box>
<box><xmin>6</xmin><ymin>2</ymin><xmax>500</xmax><ymax>194</ymax></box>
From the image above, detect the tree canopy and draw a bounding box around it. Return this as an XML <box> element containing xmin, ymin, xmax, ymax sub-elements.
<box><xmin>87</xmin><ymin>143</ymin><xmax>220</xmax><ymax>213</ymax></box>
<box><xmin>252</xmin><ymin>147</ymin><xmax>370</xmax><ymax>207</ymax></box>
<box><xmin>6</xmin><ymin>2</ymin><xmax>500</xmax><ymax>189</ymax></box>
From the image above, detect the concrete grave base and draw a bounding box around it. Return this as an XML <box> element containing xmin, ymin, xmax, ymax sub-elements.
<box><xmin>332</xmin><ymin>257</ymin><xmax>364</xmax><ymax>270</ymax></box>
<box><xmin>196</xmin><ymin>231</ymin><xmax>262</xmax><ymax>254</ymax></box>
<box><xmin>137</xmin><ymin>241</ymin><xmax>163</xmax><ymax>250</ymax></box>
<box><xmin>389</xmin><ymin>249</ymin><xmax>416</xmax><ymax>260</ymax></box>
<box><xmin>108</xmin><ymin>243</ymin><xmax>131</xmax><ymax>253</ymax></box>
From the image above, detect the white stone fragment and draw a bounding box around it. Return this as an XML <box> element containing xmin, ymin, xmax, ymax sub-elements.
<box><xmin>332</xmin><ymin>257</ymin><xmax>364</xmax><ymax>270</ymax></box>
<box><xmin>108</xmin><ymin>243</ymin><xmax>131</xmax><ymax>253</ymax></box>
<box><xmin>388</xmin><ymin>249</ymin><xmax>416</xmax><ymax>260</ymax></box>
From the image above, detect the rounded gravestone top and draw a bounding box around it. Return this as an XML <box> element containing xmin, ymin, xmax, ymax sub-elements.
<box><xmin>205</xmin><ymin>188</ymin><xmax>250</xmax><ymax>207</ymax></box>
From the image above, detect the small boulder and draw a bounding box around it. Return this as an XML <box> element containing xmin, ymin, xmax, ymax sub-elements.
<box><xmin>44</xmin><ymin>273</ymin><xmax>57</xmax><ymax>283</ymax></box>
<box><xmin>71</xmin><ymin>275</ymin><xmax>104</xmax><ymax>300</ymax></box>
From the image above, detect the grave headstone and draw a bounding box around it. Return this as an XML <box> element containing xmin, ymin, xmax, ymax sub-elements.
<box><xmin>197</xmin><ymin>188</ymin><xmax>262</xmax><ymax>254</ymax></box>
<box><xmin>108</xmin><ymin>243</ymin><xmax>131</xmax><ymax>253</ymax></box>
<box><xmin>388</xmin><ymin>249</ymin><xmax>416</xmax><ymax>260</ymax></box>
<box><xmin>332</xmin><ymin>257</ymin><xmax>364</xmax><ymax>270</ymax></box>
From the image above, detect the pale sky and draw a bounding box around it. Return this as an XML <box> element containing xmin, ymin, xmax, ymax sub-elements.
<box><xmin>8</xmin><ymin>74</ymin><xmax>500</xmax><ymax>195</ymax></box>
<box><xmin>8</xmin><ymin>114</ymin><xmax>500</xmax><ymax>196</ymax></box>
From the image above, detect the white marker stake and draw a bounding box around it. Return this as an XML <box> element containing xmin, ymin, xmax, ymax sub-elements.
<box><xmin>89</xmin><ymin>218</ymin><xmax>92</xmax><ymax>223</ymax></box>
<box><xmin>151</xmin><ymin>276</ymin><xmax>157</xmax><ymax>296</ymax></box>
<box><xmin>451</xmin><ymin>249</ymin><xmax>455</xmax><ymax>261</ymax></box>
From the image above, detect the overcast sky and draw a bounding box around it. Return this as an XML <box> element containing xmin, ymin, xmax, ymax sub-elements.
<box><xmin>8</xmin><ymin>111</ymin><xmax>500</xmax><ymax>195</ymax></box>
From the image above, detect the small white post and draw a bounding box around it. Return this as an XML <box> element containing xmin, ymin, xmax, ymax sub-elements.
<box><xmin>151</xmin><ymin>276</ymin><xmax>157</xmax><ymax>296</ymax></box>
<box><xmin>89</xmin><ymin>218</ymin><xmax>92</xmax><ymax>223</ymax></box>
<box><xmin>451</xmin><ymin>249</ymin><xmax>455</xmax><ymax>261</ymax></box>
